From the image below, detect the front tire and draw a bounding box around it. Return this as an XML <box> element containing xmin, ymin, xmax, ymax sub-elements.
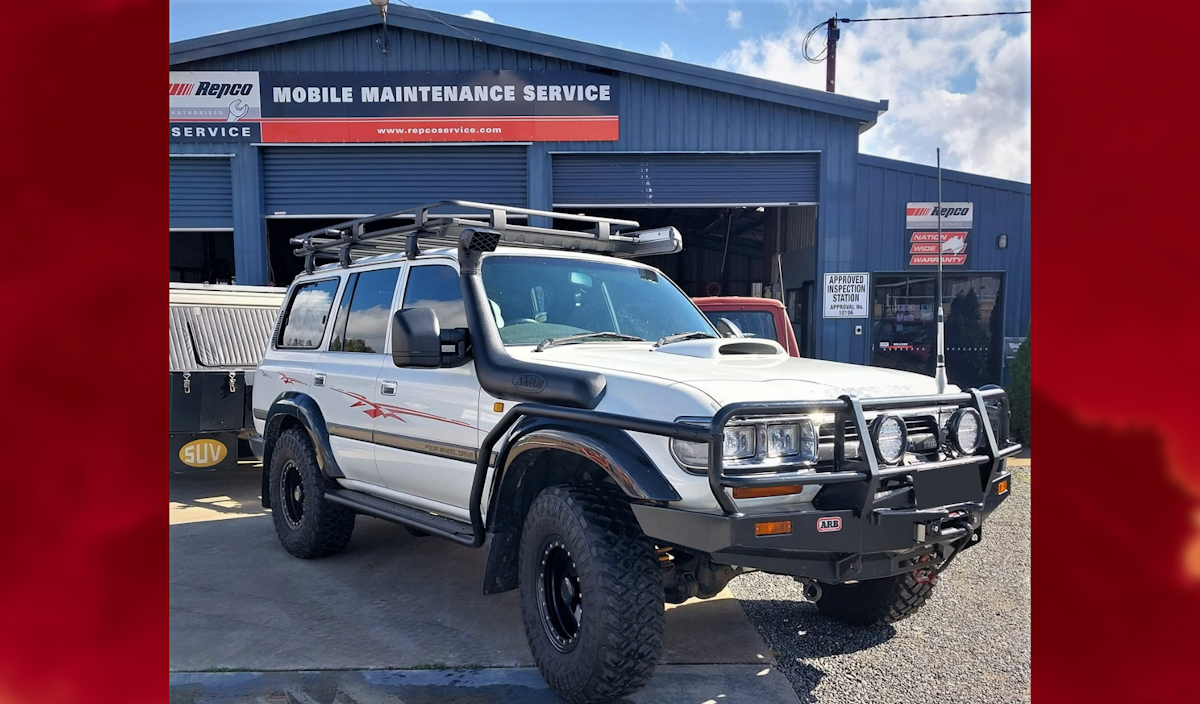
<box><xmin>816</xmin><ymin>569</ymin><xmax>938</xmax><ymax>626</ymax></box>
<box><xmin>519</xmin><ymin>483</ymin><xmax>664</xmax><ymax>704</ymax></box>
<box><xmin>268</xmin><ymin>428</ymin><xmax>355</xmax><ymax>558</ymax></box>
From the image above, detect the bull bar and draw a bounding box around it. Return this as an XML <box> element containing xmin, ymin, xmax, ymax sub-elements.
<box><xmin>474</xmin><ymin>388</ymin><xmax>1019</xmax><ymax>528</ymax></box>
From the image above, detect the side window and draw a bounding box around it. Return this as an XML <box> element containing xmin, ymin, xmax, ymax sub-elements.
<box><xmin>335</xmin><ymin>267</ymin><xmax>400</xmax><ymax>354</ymax></box>
<box><xmin>402</xmin><ymin>265</ymin><xmax>467</xmax><ymax>329</ymax></box>
<box><xmin>277</xmin><ymin>278</ymin><xmax>339</xmax><ymax>349</ymax></box>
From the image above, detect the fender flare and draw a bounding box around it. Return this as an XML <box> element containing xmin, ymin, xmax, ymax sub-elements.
<box><xmin>260</xmin><ymin>392</ymin><xmax>343</xmax><ymax>508</ymax></box>
<box><xmin>486</xmin><ymin>417</ymin><xmax>681</xmax><ymax>531</ymax></box>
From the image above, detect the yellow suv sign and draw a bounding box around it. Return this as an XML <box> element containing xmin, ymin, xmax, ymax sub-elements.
<box><xmin>179</xmin><ymin>438</ymin><xmax>228</xmax><ymax>468</ymax></box>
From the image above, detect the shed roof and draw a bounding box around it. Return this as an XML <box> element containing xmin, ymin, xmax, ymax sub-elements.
<box><xmin>858</xmin><ymin>154</ymin><xmax>1030</xmax><ymax>194</ymax></box>
<box><xmin>169</xmin><ymin>3</ymin><xmax>888</xmax><ymax>126</ymax></box>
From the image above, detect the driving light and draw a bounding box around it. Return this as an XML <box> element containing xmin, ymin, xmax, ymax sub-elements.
<box><xmin>722</xmin><ymin>426</ymin><xmax>757</xmax><ymax>460</ymax></box>
<box><xmin>871</xmin><ymin>415</ymin><xmax>908</xmax><ymax>465</ymax></box>
<box><xmin>948</xmin><ymin>408</ymin><xmax>982</xmax><ymax>455</ymax></box>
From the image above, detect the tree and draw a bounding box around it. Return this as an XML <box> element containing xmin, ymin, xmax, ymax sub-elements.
<box><xmin>1007</xmin><ymin>325</ymin><xmax>1031</xmax><ymax>444</ymax></box>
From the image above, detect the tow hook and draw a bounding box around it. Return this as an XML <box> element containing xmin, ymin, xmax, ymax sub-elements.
<box><xmin>912</xmin><ymin>553</ymin><xmax>936</xmax><ymax>584</ymax></box>
<box><xmin>795</xmin><ymin>578</ymin><xmax>823</xmax><ymax>601</ymax></box>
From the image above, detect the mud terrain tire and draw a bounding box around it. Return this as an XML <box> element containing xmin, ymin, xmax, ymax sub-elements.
<box><xmin>268</xmin><ymin>428</ymin><xmax>355</xmax><ymax>558</ymax></box>
<box><xmin>816</xmin><ymin>570</ymin><xmax>938</xmax><ymax>626</ymax></box>
<box><xmin>518</xmin><ymin>483</ymin><xmax>665</xmax><ymax>704</ymax></box>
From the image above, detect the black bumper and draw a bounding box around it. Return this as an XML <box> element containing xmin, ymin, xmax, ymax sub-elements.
<box><xmin>633</xmin><ymin>468</ymin><xmax>1013</xmax><ymax>584</ymax></box>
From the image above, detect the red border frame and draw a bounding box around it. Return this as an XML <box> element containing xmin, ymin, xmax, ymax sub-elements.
<box><xmin>0</xmin><ymin>2</ymin><xmax>164</xmax><ymax>703</ymax></box>
<box><xmin>1036</xmin><ymin>2</ymin><xmax>1200</xmax><ymax>702</ymax></box>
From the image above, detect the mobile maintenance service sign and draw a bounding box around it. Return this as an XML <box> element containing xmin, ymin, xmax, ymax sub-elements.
<box><xmin>904</xmin><ymin>202</ymin><xmax>974</xmax><ymax>269</ymax></box>
<box><xmin>169</xmin><ymin>70</ymin><xmax>620</xmax><ymax>143</ymax></box>
<box><xmin>823</xmin><ymin>273</ymin><xmax>869</xmax><ymax>318</ymax></box>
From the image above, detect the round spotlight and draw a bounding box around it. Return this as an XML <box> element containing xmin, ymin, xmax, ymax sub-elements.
<box><xmin>871</xmin><ymin>415</ymin><xmax>908</xmax><ymax>465</ymax></box>
<box><xmin>948</xmin><ymin>408</ymin><xmax>982</xmax><ymax>455</ymax></box>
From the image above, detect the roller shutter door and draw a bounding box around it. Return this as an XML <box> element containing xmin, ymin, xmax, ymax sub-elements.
<box><xmin>262</xmin><ymin>146</ymin><xmax>529</xmax><ymax>216</ymax></box>
<box><xmin>170</xmin><ymin>157</ymin><xmax>234</xmax><ymax>229</ymax></box>
<box><xmin>552</xmin><ymin>152</ymin><xmax>819</xmax><ymax>207</ymax></box>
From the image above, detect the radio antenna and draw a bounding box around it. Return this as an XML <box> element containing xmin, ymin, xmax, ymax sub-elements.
<box><xmin>934</xmin><ymin>147</ymin><xmax>948</xmax><ymax>393</ymax></box>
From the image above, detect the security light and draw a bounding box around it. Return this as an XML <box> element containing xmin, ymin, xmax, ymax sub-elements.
<box><xmin>997</xmin><ymin>233</ymin><xmax>1008</xmax><ymax>250</ymax></box>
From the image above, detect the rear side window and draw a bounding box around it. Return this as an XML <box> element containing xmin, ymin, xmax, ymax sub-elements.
<box><xmin>402</xmin><ymin>266</ymin><xmax>467</xmax><ymax>329</ymax></box>
<box><xmin>331</xmin><ymin>268</ymin><xmax>400</xmax><ymax>354</ymax></box>
<box><xmin>277</xmin><ymin>279</ymin><xmax>339</xmax><ymax>349</ymax></box>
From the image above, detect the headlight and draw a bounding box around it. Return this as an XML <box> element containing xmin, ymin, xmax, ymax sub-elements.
<box><xmin>766</xmin><ymin>422</ymin><xmax>817</xmax><ymax>459</ymax></box>
<box><xmin>871</xmin><ymin>414</ymin><xmax>907</xmax><ymax>464</ymax></box>
<box><xmin>948</xmin><ymin>408</ymin><xmax>982</xmax><ymax>454</ymax></box>
<box><xmin>670</xmin><ymin>418</ymin><xmax>816</xmax><ymax>470</ymax></box>
<box><xmin>722</xmin><ymin>425</ymin><xmax>756</xmax><ymax>459</ymax></box>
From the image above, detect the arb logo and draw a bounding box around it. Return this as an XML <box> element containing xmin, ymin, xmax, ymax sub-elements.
<box><xmin>817</xmin><ymin>517</ymin><xmax>842</xmax><ymax>533</ymax></box>
<box><xmin>179</xmin><ymin>439</ymin><xmax>228</xmax><ymax>468</ymax></box>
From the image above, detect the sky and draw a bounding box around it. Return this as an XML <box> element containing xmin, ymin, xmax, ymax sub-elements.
<box><xmin>169</xmin><ymin>0</ymin><xmax>1031</xmax><ymax>182</ymax></box>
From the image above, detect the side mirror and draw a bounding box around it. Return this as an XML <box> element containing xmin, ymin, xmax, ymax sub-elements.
<box><xmin>715</xmin><ymin>317</ymin><xmax>744</xmax><ymax>338</ymax></box>
<box><xmin>392</xmin><ymin>308</ymin><xmax>442</xmax><ymax>368</ymax></box>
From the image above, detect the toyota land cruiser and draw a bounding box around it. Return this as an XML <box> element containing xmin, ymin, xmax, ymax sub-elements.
<box><xmin>253</xmin><ymin>202</ymin><xmax>1020</xmax><ymax>704</ymax></box>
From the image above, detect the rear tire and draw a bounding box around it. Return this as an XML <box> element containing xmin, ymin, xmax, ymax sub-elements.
<box><xmin>815</xmin><ymin>569</ymin><xmax>938</xmax><ymax>626</ymax></box>
<box><xmin>519</xmin><ymin>483</ymin><xmax>664</xmax><ymax>704</ymax></box>
<box><xmin>268</xmin><ymin>428</ymin><xmax>355</xmax><ymax>558</ymax></box>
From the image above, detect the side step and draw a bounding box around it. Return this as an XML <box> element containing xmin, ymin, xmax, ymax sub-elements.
<box><xmin>326</xmin><ymin>489</ymin><xmax>477</xmax><ymax>547</ymax></box>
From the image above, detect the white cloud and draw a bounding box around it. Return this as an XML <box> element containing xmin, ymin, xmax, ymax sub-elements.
<box><xmin>714</xmin><ymin>2</ymin><xmax>1031</xmax><ymax>182</ymax></box>
<box><xmin>462</xmin><ymin>10</ymin><xmax>494</xmax><ymax>23</ymax></box>
<box><xmin>727</xmin><ymin>9</ymin><xmax>743</xmax><ymax>29</ymax></box>
<box><xmin>675</xmin><ymin>0</ymin><xmax>688</xmax><ymax>13</ymax></box>
<box><xmin>658</xmin><ymin>42</ymin><xmax>675</xmax><ymax>60</ymax></box>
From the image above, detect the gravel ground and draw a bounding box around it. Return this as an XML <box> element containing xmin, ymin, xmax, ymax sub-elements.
<box><xmin>729</xmin><ymin>463</ymin><xmax>1031</xmax><ymax>704</ymax></box>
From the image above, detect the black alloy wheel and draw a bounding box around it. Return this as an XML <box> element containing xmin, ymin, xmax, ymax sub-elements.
<box><xmin>538</xmin><ymin>537</ymin><xmax>583</xmax><ymax>652</ymax></box>
<box><xmin>279</xmin><ymin>460</ymin><xmax>305</xmax><ymax>530</ymax></box>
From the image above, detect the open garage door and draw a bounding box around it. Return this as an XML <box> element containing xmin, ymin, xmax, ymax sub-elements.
<box><xmin>170</xmin><ymin>156</ymin><xmax>234</xmax><ymax>229</ymax></box>
<box><xmin>551</xmin><ymin>152</ymin><xmax>819</xmax><ymax>208</ymax></box>
<box><xmin>262</xmin><ymin>146</ymin><xmax>529</xmax><ymax>217</ymax></box>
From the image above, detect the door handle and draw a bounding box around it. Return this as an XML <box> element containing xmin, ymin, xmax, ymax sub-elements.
<box><xmin>380</xmin><ymin>381</ymin><xmax>397</xmax><ymax>396</ymax></box>
<box><xmin>314</xmin><ymin>373</ymin><xmax>327</xmax><ymax>387</ymax></box>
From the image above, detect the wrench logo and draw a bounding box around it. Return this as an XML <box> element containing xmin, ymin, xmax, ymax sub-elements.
<box><xmin>226</xmin><ymin>99</ymin><xmax>249</xmax><ymax>122</ymax></box>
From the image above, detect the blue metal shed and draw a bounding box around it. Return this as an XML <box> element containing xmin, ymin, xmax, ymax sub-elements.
<box><xmin>168</xmin><ymin>3</ymin><xmax>1029</xmax><ymax>380</ymax></box>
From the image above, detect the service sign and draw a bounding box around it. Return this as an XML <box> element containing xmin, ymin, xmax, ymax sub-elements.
<box><xmin>823</xmin><ymin>273</ymin><xmax>870</xmax><ymax>318</ymax></box>
<box><xmin>904</xmin><ymin>202</ymin><xmax>974</xmax><ymax>269</ymax></box>
<box><xmin>169</xmin><ymin>70</ymin><xmax>619</xmax><ymax>143</ymax></box>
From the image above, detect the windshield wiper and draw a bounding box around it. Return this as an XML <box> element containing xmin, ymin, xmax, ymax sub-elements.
<box><xmin>535</xmin><ymin>332</ymin><xmax>646</xmax><ymax>352</ymax></box>
<box><xmin>655</xmin><ymin>331</ymin><xmax>716</xmax><ymax>347</ymax></box>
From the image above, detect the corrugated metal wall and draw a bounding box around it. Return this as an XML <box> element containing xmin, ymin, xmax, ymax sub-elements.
<box><xmin>261</xmin><ymin>146</ymin><xmax>528</xmax><ymax>215</ymax></box>
<box><xmin>852</xmin><ymin>155</ymin><xmax>1031</xmax><ymax>361</ymax></box>
<box><xmin>551</xmin><ymin>152</ymin><xmax>819</xmax><ymax>207</ymax></box>
<box><xmin>173</xmin><ymin>24</ymin><xmax>865</xmax><ymax>324</ymax></box>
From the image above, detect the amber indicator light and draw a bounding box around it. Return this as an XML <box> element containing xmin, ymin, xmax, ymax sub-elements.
<box><xmin>733</xmin><ymin>485</ymin><xmax>804</xmax><ymax>499</ymax></box>
<box><xmin>493</xmin><ymin>402</ymin><xmax>505</xmax><ymax>412</ymax></box>
<box><xmin>997</xmin><ymin>479</ymin><xmax>1009</xmax><ymax>495</ymax></box>
<box><xmin>755</xmin><ymin>520</ymin><xmax>792</xmax><ymax>537</ymax></box>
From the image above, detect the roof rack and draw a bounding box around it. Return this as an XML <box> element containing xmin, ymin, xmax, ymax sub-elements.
<box><xmin>289</xmin><ymin>200</ymin><xmax>683</xmax><ymax>274</ymax></box>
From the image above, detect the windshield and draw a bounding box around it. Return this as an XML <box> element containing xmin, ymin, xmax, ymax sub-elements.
<box><xmin>481</xmin><ymin>255</ymin><xmax>717</xmax><ymax>346</ymax></box>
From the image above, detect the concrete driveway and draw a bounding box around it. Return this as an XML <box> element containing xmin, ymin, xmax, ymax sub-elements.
<box><xmin>170</xmin><ymin>464</ymin><xmax>798</xmax><ymax>703</ymax></box>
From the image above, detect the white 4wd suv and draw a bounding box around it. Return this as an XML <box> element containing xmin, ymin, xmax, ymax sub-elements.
<box><xmin>254</xmin><ymin>202</ymin><xmax>1020</xmax><ymax>704</ymax></box>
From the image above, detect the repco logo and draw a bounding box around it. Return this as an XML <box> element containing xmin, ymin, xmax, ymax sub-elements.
<box><xmin>932</xmin><ymin>207</ymin><xmax>969</xmax><ymax>217</ymax></box>
<box><xmin>194</xmin><ymin>81</ymin><xmax>254</xmax><ymax>99</ymax></box>
<box><xmin>817</xmin><ymin>517</ymin><xmax>842</xmax><ymax>533</ymax></box>
<box><xmin>179</xmin><ymin>439</ymin><xmax>228</xmax><ymax>468</ymax></box>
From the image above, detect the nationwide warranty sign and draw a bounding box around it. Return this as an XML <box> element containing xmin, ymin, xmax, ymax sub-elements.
<box><xmin>904</xmin><ymin>202</ymin><xmax>974</xmax><ymax>269</ymax></box>
<box><xmin>169</xmin><ymin>70</ymin><xmax>619</xmax><ymax>143</ymax></box>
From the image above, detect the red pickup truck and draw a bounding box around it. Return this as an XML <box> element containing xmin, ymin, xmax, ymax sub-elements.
<box><xmin>693</xmin><ymin>296</ymin><xmax>800</xmax><ymax>357</ymax></box>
